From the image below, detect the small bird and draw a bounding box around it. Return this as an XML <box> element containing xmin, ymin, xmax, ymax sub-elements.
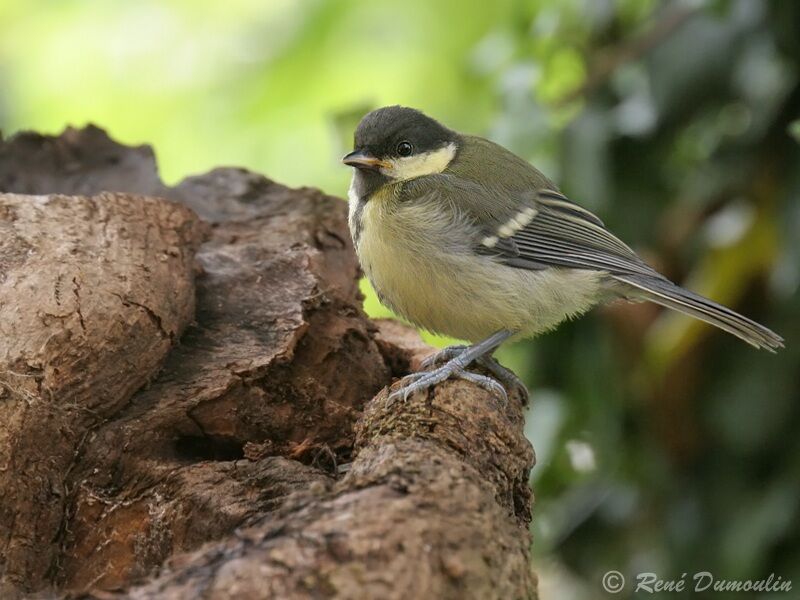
<box><xmin>342</xmin><ymin>106</ymin><xmax>783</xmax><ymax>402</ymax></box>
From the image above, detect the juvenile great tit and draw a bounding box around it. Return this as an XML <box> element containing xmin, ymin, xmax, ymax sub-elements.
<box><xmin>342</xmin><ymin>106</ymin><xmax>783</xmax><ymax>402</ymax></box>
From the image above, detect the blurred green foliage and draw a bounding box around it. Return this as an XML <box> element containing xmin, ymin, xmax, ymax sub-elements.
<box><xmin>2</xmin><ymin>0</ymin><xmax>799</xmax><ymax>596</ymax></box>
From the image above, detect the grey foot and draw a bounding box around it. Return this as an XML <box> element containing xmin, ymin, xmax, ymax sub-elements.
<box><xmin>388</xmin><ymin>358</ymin><xmax>508</xmax><ymax>404</ymax></box>
<box><xmin>421</xmin><ymin>346</ymin><xmax>528</xmax><ymax>401</ymax></box>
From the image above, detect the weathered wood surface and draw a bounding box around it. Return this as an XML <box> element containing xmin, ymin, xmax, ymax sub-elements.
<box><xmin>0</xmin><ymin>127</ymin><xmax>536</xmax><ymax>599</ymax></box>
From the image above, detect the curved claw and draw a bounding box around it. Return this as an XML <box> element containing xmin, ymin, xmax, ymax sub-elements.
<box><xmin>477</xmin><ymin>359</ymin><xmax>528</xmax><ymax>402</ymax></box>
<box><xmin>387</xmin><ymin>372</ymin><xmax>424</xmax><ymax>403</ymax></box>
<box><xmin>456</xmin><ymin>370</ymin><xmax>508</xmax><ymax>405</ymax></box>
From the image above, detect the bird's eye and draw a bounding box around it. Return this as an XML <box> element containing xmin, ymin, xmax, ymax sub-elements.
<box><xmin>396</xmin><ymin>141</ymin><xmax>413</xmax><ymax>157</ymax></box>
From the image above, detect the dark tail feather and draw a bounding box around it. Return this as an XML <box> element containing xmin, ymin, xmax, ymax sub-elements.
<box><xmin>614</xmin><ymin>274</ymin><xmax>784</xmax><ymax>352</ymax></box>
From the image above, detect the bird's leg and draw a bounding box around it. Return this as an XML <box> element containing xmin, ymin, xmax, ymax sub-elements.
<box><xmin>419</xmin><ymin>345</ymin><xmax>468</xmax><ymax>369</ymax></box>
<box><xmin>420</xmin><ymin>345</ymin><xmax>528</xmax><ymax>400</ymax></box>
<box><xmin>388</xmin><ymin>330</ymin><xmax>518</xmax><ymax>404</ymax></box>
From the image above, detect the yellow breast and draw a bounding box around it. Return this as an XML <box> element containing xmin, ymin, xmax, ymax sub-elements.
<box><xmin>349</xmin><ymin>185</ymin><xmax>604</xmax><ymax>342</ymax></box>
<box><xmin>352</xmin><ymin>188</ymin><xmax>460</xmax><ymax>332</ymax></box>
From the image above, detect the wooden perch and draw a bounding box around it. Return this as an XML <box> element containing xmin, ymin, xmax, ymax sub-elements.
<box><xmin>0</xmin><ymin>127</ymin><xmax>537</xmax><ymax>599</ymax></box>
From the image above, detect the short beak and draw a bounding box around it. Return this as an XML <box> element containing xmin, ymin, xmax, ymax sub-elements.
<box><xmin>342</xmin><ymin>149</ymin><xmax>389</xmax><ymax>170</ymax></box>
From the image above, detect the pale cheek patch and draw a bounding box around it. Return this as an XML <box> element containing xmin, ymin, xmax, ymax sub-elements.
<box><xmin>481</xmin><ymin>206</ymin><xmax>538</xmax><ymax>249</ymax></box>
<box><xmin>382</xmin><ymin>142</ymin><xmax>457</xmax><ymax>181</ymax></box>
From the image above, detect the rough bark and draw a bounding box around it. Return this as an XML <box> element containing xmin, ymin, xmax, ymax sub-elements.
<box><xmin>0</xmin><ymin>190</ymin><xmax>204</xmax><ymax>594</ymax></box>
<box><xmin>0</xmin><ymin>127</ymin><xmax>537</xmax><ymax>599</ymax></box>
<box><xmin>117</xmin><ymin>377</ymin><xmax>534</xmax><ymax>600</ymax></box>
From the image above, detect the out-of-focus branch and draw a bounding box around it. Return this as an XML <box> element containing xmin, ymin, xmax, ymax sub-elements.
<box><xmin>556</xmin><ymin>6</ymin><xmax>699</xmax><ymax>106</ymax></box>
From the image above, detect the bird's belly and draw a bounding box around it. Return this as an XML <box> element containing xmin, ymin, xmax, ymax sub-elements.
<box><xmin>354</xmin><ymin>204</ymin><xmax>603</xmax><ymax>341</ymax></box>
<box><xmin>363</xmin><ymin>244</ymin><xmax>498</xmax><ymax>340</ymax></box>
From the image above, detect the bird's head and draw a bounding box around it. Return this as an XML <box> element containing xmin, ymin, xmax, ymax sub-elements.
<box><xmin>343</xmin><ymin>106</ymin><xmax>459</xmax><ymax>197</ymax></box>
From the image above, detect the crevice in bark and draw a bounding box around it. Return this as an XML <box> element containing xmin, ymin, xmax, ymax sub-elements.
<box><xmin>111</xmin><ymin>293</ymin><xmax>170</xmax><ymax>341</ymax></box>
<box><xmin>72</xmin><ymin>276</ymin><xmax>87</xmax><ymax>333</ymax></box>
<box><xmin>173</xmin><ymin>435</ymin><xmax>245</xmax><ymax>463</ymax></box>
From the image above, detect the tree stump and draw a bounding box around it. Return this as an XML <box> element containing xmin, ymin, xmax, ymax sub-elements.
<box><xmin>0</xmin><ymin>127</ymin><xmax>537</xmax><ymax>599</ymax></box>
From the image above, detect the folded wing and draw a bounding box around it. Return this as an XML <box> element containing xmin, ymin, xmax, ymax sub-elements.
<box><xmin>476</xmin><ymin>189</ymin><xmax>783</xmax><ymax>351</ymax></box>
